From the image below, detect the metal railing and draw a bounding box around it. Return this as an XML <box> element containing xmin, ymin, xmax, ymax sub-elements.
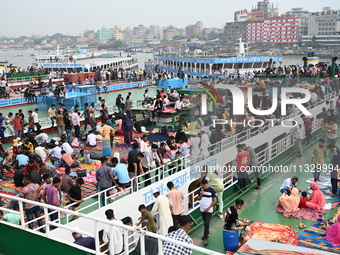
<box><xmin>0</xmin><ymin>194</ymin><xmax>224</xmax><ymax>255</ymax></box>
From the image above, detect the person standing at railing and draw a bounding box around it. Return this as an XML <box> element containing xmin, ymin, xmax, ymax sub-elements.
<box><xmin>4</xmin><ymin>112</ymin><xmax>14</xmax><ymax>139</ymax></box>
<box><xmin>32</xmin><ymin>108</ymin><xmax>41</xmax><ymax>133</ymax></box>
<box><xmin>96</xmin><ymin>157</ymin><xmax>116</xmax><ymax>206</ymax></box>
<box><xmin>235</xmin><ymin>144</ymin><xmax>250</xmax><ymax>190</ymax></box>
<box><xmin>71</xmin><ymin>109</ymin><xmax>80</xmax><ymax>138</ymax></box>
<box><xmin>301</xmin><ymin>114</ymin><xmax>314</xmax><ymax>144</ymax></box>
<box><xmin>18</xmin><ymin>174</ymin><xmax>44</xmax><ymax>232</ymax></box>
<box><xmin>80</xmin><ymin>103</ymin><xmax>94</xmax><ymax>133</ymax></box>
<box><xmin>42</xmin><ymin>177</ymin><xmax>61</xmax><ymax>230</ymax></box>
<box><xmin>142</xmin><ymin>144</ymin><xmax>161</xmax><ymax>185</ymax></box>
<box><xmin>103</xmin><ymin>209</ymin><xmax>124</xmax><ymax>255</ymax></box>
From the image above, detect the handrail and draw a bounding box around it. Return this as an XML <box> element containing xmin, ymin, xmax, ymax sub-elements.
<box><xmin>0</xmin><ymin>193</ymin><xmax>224</xmax><ymax>255</ymax></box>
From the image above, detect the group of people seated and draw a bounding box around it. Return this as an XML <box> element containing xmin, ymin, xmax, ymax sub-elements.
<box><xmin>278</xmin><ymin>176</ymin><xmax>326</xmax><ymax>213</ymax></box>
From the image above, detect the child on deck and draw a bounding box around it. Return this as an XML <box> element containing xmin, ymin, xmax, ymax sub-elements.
<box><xmin>12</xmin><ymin>136</ymin><xmax>19</xmax><ymax>153</ymax></box>
<box><xmin>299</xmin><ymin>191</ymin><xmax>308</xmax><ymax>209</ymax></box>
<box><xmin>168</xmin><ymin>151</ymin><xmax>182</xmax><ymax>175</ymax></box>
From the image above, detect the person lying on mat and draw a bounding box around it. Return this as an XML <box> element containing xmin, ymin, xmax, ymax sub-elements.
<box><xmin>278</xmin><ymin>188</ymin><xmax>300</xmax><ymax>213</ymax></box>
<box><xmin>279</xmin><ymin>176</ymin><xmax>299</xmax><ymax>195</ymax></box>
<box><xmin>305</xmin><ymin>182</ymin><xmax>326</xmax><ymax>211</ymax></box>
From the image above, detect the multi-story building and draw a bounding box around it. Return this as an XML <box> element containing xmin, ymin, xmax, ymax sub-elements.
<box><xmin>186</xmin><ymin>21</ymin><xmax>203</xmax><ymax>37</ymax></box>
<box><xmin>307</xmin><ymin>7</ymin><xmax>340</xmax><ymax>36</ymax></box>
<box><xmin>246</xmin><ymin>22</ymin><xmax>264</xmax><ymax>44</ymax></box>
<box><xmin>221</xmin><ymin>22</ymin><xmax>247</xmax><ymax>44</ymax></box>
<box><xmin>147</xmin><ymin>25</ymin><xmax>163</xmax><ymax>40</ymax></box>
<box><xmin>263</xmin><ymin>17</ymin><xmax>300</xmax><ymax>44</ymax></box>
<box><xmin>97</xmin><ymin>27</ymin><xmax>113</xmax><ymax>41</ymax></box>
<box><xmin>281</xmin><ymin>8</ymin><xmax>309</xmax><ymax>37</ymax></box>
<box><xmin>163</xmin><ymin>26</ymin><xmax>180</xmax><ymax>40</ymax></box>
<box><xmin>111</xmin><ymin>26</ymin><xmax>124</xmax><ymax>41</ymax></box>
<box><xmin>251</xmin><ymin>0</ymin><xmax>278</xmax><ymax>19</ymax></box>
<box><xmin>133</xmin><ymin>25</ymin><xmax>147</xmax><ymax>38</ymax></box>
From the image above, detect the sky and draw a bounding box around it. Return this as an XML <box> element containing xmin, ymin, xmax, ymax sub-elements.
<box><xmin>1</xmin><ymin>0</ymin><xmax>339</xmax><ymax>37</ymax></box>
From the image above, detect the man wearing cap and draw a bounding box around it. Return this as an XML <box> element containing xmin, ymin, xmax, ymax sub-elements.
<box><xmin>151</xmin><ymin>191</ymin><xmax>173</xmax><ymax>236</ymax></box>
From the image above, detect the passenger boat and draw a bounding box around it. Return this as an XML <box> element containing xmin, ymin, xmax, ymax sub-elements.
<box><xmin>145</xmin><ymin>38</ymin><xmax>283</xmax><ymax>78</ymax></box>
<box><xmin>36</xmin><ymin>46</ymin><xmax>138</xmax><ymax>73</ymax></box>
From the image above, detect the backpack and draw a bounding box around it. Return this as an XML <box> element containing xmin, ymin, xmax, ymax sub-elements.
<box><xmin>161</xmin><ymin>126</ymin><xmax>167</xmax><ymax>135</ymax></box>
<box><xmin>124</xmin><ymin>119</ymin><xmax>133</xmax><ymax>130</ymax></box>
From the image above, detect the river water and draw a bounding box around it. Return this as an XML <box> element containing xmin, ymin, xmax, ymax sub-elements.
<box><xmin>0</xmin><ymin>48</ymin><xmax>332</xmax><ymax>70</ymax></box>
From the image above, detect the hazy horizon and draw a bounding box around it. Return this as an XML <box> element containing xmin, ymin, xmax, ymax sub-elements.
<box><xmin>2</xmin><ymin>0</ymin><xmax>339</xmax><ymax>37</ymax></box>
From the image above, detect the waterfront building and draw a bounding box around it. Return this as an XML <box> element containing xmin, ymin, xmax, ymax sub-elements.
<box><xmin>97</xmin><ymin>26</ymin><xmax>113</xmax><ymax>41</ymax></box>
<box><xmin>221</xmin><ymin>21</ymin><xmax>247</xmax><ymax>44</ymax></box>
<box><xmin>185</xmin><ymin>21</ymin><xmax>204</xmax><ymax>38</ymax></box>
<box><xmin>263</xmin><ymin>17</ymin><xmax>300</xmax><ymax>44</ymax></box>
<box><xmin>307</xmin><ymin>7</ymin><xmax>340</xmax><ymax>36</ymax></box>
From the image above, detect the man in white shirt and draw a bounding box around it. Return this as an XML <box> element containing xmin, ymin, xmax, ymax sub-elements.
<box><xmin>286</xmin><ymin>121</ymin><xmax>303</xmax><ymax>157</ymax></box>
<box><xmin>49</xmin><ymin>144</ymin><xmax>62</xmax><ymax>162</ymax></box>
<box><xmin>142</xmin><ymin>144</ymin><xmax>161</xmax><ymax>185</ymax></box>
<box><xmin>84</xmin><ymin>131</ymin><xmax>97</xmax><ymax>147</ymax></box>
<box><xmin>175</xmin><ymin>97</ymin><xmax>185</xmax><ymax>112</ymax></box>
<box><xmin>280</xmin><ymin>176</ymin><xmax>298</xmax><ymax>194</ymax></box>
<box><xmin>35</xmin><ymin>146</ymin><xmax>47</xmax><ymax>161</ymax></box>
<box><xmin>60</xmin><ymin>140</ymin><xmax>74</xmax><ymax>154</ymax></box>
<box><xmin>140</xmin><ymin>135</ymin><xmax>148</xmax><ymax>153</ymax></box>
<box><xmin>103</xmin><ymin>209</ymin><xmax>123</xmax><ymax>255</ymax></box>
<box><xmin>32</xmin><ymin>108</ymin><xmax>41</xmax><ymax>132</ymax></box>
<box><xmin>35</xmin><ymin>131</ymin><xmax>50</xmax><ymax>143</ymax></box>
<box><xmin>179</xmin><ymin>137</ymin><xmax>189</xmax><ymax>158</ymax></box>
<box><xmin>71</xmin><ymin>109</ymin><xmax>80</xmax><ymax>138</ymax></box>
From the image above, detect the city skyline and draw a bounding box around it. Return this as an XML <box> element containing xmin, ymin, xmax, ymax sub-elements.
<box><xmin>1</xmin><ymin>0</ymin><xmax>339</xmax><ymax>37</ymax></box>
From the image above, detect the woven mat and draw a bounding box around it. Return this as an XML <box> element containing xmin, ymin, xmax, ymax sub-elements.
<box><xmin>298</xmin><ymin>223</ymin><xmax>340</xmax><ymax>253</ymax></box>
<box><xmin>245</xmin><ymin>222</ymin><xmax>300</xmax><ymax>245</ymax></box>
<box><xmin>306</xmin><ymin>177</ymin><xmax>340</xmax><ymax>203</ymax></box>
<box><xmin>276</xmin><ymin>203</ymin><xmax>339</xmax><ymax>221</ymax></box>
<box><xmin>2</xmin><ymin>182</ymin><xmax>23</xmax><ymax>192</ymax></box>
<box><xmin>81</xmin><ymin>182</ymin><xmax>97</xmax><ymax>197</ymax></box>
<box><xmin>238</xmin><ymin>244</ymin><xmax>318</xmax><ymax>255</ymax></box>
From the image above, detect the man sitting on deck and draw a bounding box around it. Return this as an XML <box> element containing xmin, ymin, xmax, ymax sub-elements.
<box><xmin>279</xmin><ymin>176</ymin><xmax>299</xmax><ymax>195</ymax></box>
<box><xmin>224</xmin><ymin>199</ymin><xmax>251</xmax><ymax>245</ymax></box>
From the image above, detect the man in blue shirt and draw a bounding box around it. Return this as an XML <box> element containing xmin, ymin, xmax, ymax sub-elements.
<box><xmin>111</xmin><ymin>157</ymin><xmax>130</xmax><ymax>189</ymax></box>
<box><xmin>72</xmin><ymin>231</ymin><xmax>95</xmax><ymax>250</ymax></box>
<box><xmin>328</xmin><ymin>143</ymin><xmax>340</xmax><ymax>196</ymax></box>
<box><xmin>16</xmin><ymin>153</ymin><xmax>29</xmax><ymax>170</ymax></box>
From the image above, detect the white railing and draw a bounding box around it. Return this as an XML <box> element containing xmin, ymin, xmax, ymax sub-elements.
<box><xmin>0</xmin><ymin>194</ymin><xmax>224</xmax><ymax>255</ymax></box>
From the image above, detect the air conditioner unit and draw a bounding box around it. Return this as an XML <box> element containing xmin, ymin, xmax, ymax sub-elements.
<box><xmin>138</xmin><ymin>83</ymin><xmax>143</xmax><ymax>88</ymax></box>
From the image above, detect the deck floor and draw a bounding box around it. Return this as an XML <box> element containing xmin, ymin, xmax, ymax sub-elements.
<box><xmin>190</xmin><ymin>128</ymin><xmax>339</xmax><ymax>254</ymax></box>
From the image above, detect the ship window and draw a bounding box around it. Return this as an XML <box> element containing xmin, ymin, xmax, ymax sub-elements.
<box><xmin>254</xmin><ymin>143</ymin><xmax>268</xmax><ymax>165</ymax></box>
<box><xmin>188</xmin><ymin>179</ymin><xmax>201</xmax><ymax>209</ymax></box>
<box><xmin>271</xmin><ymin>133</ymin><xmax>287</xmax><ymax>158</ymax></box>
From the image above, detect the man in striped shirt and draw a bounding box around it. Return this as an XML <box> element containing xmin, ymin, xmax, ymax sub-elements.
<box><xmin>301</xmin><ymin>114</ymin><xmax>313</xmax><ymax>144</ymax></box>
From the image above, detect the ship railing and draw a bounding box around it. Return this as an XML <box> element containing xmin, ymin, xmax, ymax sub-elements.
<box><xmin>61</xmin><ymin>156</ymin><xmax>191</xmax><ymax>222</ymax></box>
<box><xmin>0</xmin><ymin>193</ymin><xmax>224</xmax><ymax>255</ymax></box>
<box><xmin>6</xmin><ymin>74</ymin><xmax>63</xmax><ymax>87</ymax></box>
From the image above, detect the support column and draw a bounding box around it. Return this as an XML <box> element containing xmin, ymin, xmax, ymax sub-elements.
<box><xmin>209</xmin><ymin>64</ymin><xmax>213</xmax><ymax>75</ymax></box>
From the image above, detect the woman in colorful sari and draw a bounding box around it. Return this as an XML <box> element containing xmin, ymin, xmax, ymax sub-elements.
<box><xmin>326</xmin><ymin>215</ymin><xmax>340</xmax><ymax>247</ymax></box>
<box><xmin>278</xmin><ymin>188</ymin><xmax>300</xmax><ymax>213</ymax></box>
<box><xmin>100</xmin><ymin>123</ymin><xmax>115</xmax><ymax>156</ymax></box>
<box><xmin>305</xmin><ymin>182</ymin><xmax>326</xmax><ymax>211</ymax></box>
